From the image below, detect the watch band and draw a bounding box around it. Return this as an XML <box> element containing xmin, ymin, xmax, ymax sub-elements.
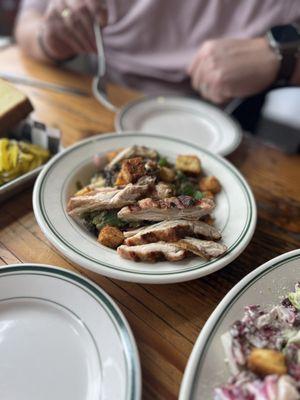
<box><xmin>267</xmin><ymin>24</ymin><xmax>300</xmax><ymax>86</ymax></box>
<box><xmin>276</xmin><ymin>48</ymin><xmax>298</xmax><ymax>85</ymax></box>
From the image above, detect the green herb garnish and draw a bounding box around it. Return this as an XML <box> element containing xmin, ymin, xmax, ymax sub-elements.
<box><xmin>84</xmin><ymin>210</ymin><xmax>126</xmax><ymax>231</ymax></box>
<box><xmin>180</xmin><ymin>182</ymin><xmax>196</xmax><ymax>196</ymax></box>
<box><xmin>158</xmin><ymin>157</ymin><xmax>169</xmax><ymax>167</ymax></box>
<box><xmin>194</xmin><ymin>191</ymin><xmax>203</xmax><ymax>200</ymax></box>
<box><xmin>176</xmin><ymin>170</ymin><xmax>187</xmax><ymax>181</ymax></box>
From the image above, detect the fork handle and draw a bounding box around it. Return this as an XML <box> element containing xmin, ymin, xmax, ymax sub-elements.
<box><xmin>94</xmin><ymin>22</ymin><xmax>106</xmax><ymax>77</ymax></box>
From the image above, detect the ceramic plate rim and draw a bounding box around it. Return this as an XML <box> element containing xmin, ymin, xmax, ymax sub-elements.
<box><xmin>33</xmin><ymin>132</ymin><xmax>257</xmax><ymax>284</ymax></box>
<box><xmin>0</xmin><ymin>263</ymin><xmax>141</xmax><ymax>400</ymax></box>
<box><xmin>114</xmin><ymin>95</ymin><xmax>242</xmax><ymax>156</ymax></box>
<box><xmin>179</xmin><ymin>248</ymin><xmax>300</xmax><ymax>399</ymax></box>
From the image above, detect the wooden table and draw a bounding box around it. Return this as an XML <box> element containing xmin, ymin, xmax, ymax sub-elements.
<box><xmin>0</xmin><ymin>46</ymin><xmax>299</xmax><ymax>399</ymax></box>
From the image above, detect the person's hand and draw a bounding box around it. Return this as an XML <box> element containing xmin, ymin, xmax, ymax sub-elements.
<box><xmin>39</xmin><ymin>0</ymin><xmax>107</xmax><ymax>61</ymax></box>
<box><xmin>187</xmin><ymin>37</ymin><xmax>280</xmax><ymax>104</ymax></box>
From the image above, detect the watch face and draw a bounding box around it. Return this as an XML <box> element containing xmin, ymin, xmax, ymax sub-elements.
<box><xmin>271</xmin><ymin>25</ymin><xmax>300</xmax><ymax>44</ymax></box>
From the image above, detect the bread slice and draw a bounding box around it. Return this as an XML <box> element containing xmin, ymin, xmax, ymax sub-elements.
<box><xmin>0</xmin><ymin>79</ymin><xmax>33</xmax><ymax>136</ymax></box>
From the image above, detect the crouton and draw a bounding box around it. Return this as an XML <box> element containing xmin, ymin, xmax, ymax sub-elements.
<box><xmin>115</xmin><ymin>171</ymin><xmax>127</xmax><ymax>186</ymax></box>
<box><xmin>247</xmin><ymin>348</ymin><xmax>287</xmax><ymax>376</ymax></box>
<box><xmin>202</xmin><ymin>190</ymin><xmax>214</xmax><ymax>199</ymax></box>
<box><xmin>106</xmin><ymin>148</ymin><xmax>123</xmax><ymax>162</ymax></box>
<box><xmin>74</xmin><ymin>186</ymin><xmax>92</xmax><ymax>196</ymax></box>
<box><xmin>98</xmin><ymin>225</ymin><xmax>124</xmax><ymax>249</ymax></box>
<box><xmin>159</xmin><ymin>166</ymin><xmax>176</xmax><ymax>182</ymax></box>
<box><xmin>176</xmin><ymin>155</ymin><xmax>201</xmax><ymax>175</ymax></box>
<box><xmin>199</xmin><ymin>176</ymin><xmax>221</xmax><ymax>194</ymax></box>
<box><xmin>202</xmin><ymin>215</ymin><xmax>215</xmax><ymax>225</ymax></box>
<box><xmin>115</xmin><ymin>157</ymin><xmax>145</xmax><ymax>185</ymax></box>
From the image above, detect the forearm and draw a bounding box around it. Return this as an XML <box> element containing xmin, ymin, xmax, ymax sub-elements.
<box><xmin>14</xmin><ymin>11</ymin><xmax>53</xmax><ymax>63</ymax></box>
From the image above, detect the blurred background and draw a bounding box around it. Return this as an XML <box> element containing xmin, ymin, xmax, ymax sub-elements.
<box><xmin>0</xmin><ymin>0</ymin><xmax>18</xmax><ymax>36</ymax></box>
<box><xmin>0</xmin><ymin>0</ymin><xmax>299</xmax><ymax>153</ymax></box>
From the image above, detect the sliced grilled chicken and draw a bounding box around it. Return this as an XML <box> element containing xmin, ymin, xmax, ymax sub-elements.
<box><xmin>117</xmin><ymin>242</ymin><xmax>187</xmax><ymax>262</ymax></box>
<box><xmin>151</xmin><ymin>182</ymin><xmax>174</xmax><ymax>199</ymax></box>
<box><xmin>67</xmin><ymin>182</ymin><xmax>150</xmax><ymax>217</ymax></box>
<box><xmin>137</xmin><ymin>175</ymin><xmax>157</xmax><ymax>186</ymax></box>
<box><xmin>106</xmin><ymin>146</ymin><xmax>158</xmax><ymax>170</ymax></box>
<box><xmin>175</xmin><ymin>237</ymin><xmax>227</xmax><ymax>260</ymax></box>
<box><xmin>124</xmin><ymin>219</ymin><xmax>221</xmax><ymax>245</ymax></box>
<box><xmin>118</xmin><ymin>196</ymin><xmax>215</xmax><ymax>222</ymax></box>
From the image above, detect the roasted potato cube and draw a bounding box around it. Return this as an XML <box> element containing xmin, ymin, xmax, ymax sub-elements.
<box><xmin>176</xmin><ymin>155</ymin><xmax>201</xmax><ymax>175</ymax></box>
<box><xmin>199</xmin><ymin>176</ymin><xmax>221</xmax><ymax>194</ymax></box>
<box><xmin>115</xmin><ymin>157</ymin><xmax>145</xmax><ymax>185</ymax></box>
<box><xmin>98</xmin><ymin>225</ymin><xmax>124</xmax><ymax>249</ymax></box>
<box><xmin>159</xmin><ymin>166</ymin><xmax>176</xmax><ymax>182</ymax></box>
<box><xmin>247</xmin><ymin>348</ymin><xmax>287</xmax><ymax>376</ymax></box>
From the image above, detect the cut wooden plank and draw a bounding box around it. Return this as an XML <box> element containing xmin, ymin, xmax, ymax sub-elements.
<box><xmin>0</xmin><ymin>242</ymin><xmax>21</xmax><ymax>265</ymax></box>
<box><xmin>0</xmin><ymin>78</ymin><xmax>33</xmax><ymax>135</ymax></box>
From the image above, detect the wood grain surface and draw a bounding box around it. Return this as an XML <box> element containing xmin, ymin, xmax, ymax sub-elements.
<box><xmin>0</xmin><ymin>46</ymin><xmax>299</xmax><ymax>400</ymax></box>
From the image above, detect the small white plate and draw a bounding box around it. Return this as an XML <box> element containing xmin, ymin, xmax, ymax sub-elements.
<box><xmin>115</xmin><ymin>96</ymin><xmax>242</xmax><ymax>156</ymax></box>
<box><xmin>33</xmin><ymin>132</ymin><xmax>256</xmax><ymax>284</ymax></box>
<box><xmin>0</xmin><ymin>264</ymin><xmax>141</xmax><ymax>400</ymax></box>
<box><xmin>179</xmin><ymin>249</ymin><xmax>300</xmax><ymax>400</ymax></box>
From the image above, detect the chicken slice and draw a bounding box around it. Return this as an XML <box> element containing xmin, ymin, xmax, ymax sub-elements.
<box><xmin>117</xmin><ymin>241</ymin><xmax>187</xmax><ymax>262</ymax></box>
<box><xmin>175</xmin><ymin>237</ymin><xmax>227</xmax><ymax>260</ymax></box>
<box><xmin>118</xmin><ymin>196</ymin><xmax>215</xmax><ymax>222</ymax></box>
<box><xmin>67</xmin><ymin>182</ymin><xmax>150</xmax><ymax>217</ymax></box>
<box><xmin>151</xmin><ymin>182</ymin><xmax>174</xmax><ymax>199</ymax></box>
<box><xmin>124</xmin><ymin>219</ymin><xmax>221</xmax><ymax>245</ymax></box>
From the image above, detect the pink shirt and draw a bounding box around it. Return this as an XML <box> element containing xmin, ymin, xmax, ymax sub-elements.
<box><xmin>20</xmin><ymin>0</ymin><xmax>300</xmax><ymax>94</ymax></box>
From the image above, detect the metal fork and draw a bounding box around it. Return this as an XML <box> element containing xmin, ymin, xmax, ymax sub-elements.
<box><xmin>93</xmin><ymin>22</ymin><xmax>118</xmax><ymax>112</ymax></box>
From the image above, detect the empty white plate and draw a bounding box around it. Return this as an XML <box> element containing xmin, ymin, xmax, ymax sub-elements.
<box><xmin>179</xmin><ymin>249</ymin><xmax>300</xmax><ymax>399</ymax></box>
<box><xmin>0</xmin><ymin>264</ymin><xmax>141</xmax><ymax>400</ymax></box>
<box><xmin>115</xmin><ymin>96</ymin><xmax>242</xmax><ymax>156</ymax></box>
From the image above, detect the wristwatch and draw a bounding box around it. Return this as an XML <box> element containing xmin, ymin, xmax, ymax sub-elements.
<box><xmin>267</xmin><ymin>24</ymin><xmax>300</xmax><ymax>86</ymax></box>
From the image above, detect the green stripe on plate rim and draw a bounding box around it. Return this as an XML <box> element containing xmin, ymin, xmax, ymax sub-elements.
<box><xmin>190</xmin><ymin>253</ymin><xmax>300</xmax><ymax>398</ymax></box>
<box><xmin>38</xmin><ymin>133</ymin><xmax>254</xmax><ymax>276</ymax></box>
<box><xmin>0</xmin><ymin>265</ymin><xmax>139</xmax><ymax>400</ymax></box>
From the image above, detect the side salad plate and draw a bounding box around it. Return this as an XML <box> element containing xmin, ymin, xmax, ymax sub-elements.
<box><xmin>33</xmin><ymin>132</ymin><xmax>256</xmax><ymax>284</ymax></box>
<box><xmin>179</xmin><ymin>249</ymin><xmax>300</xmax><ymax>400</ymax></box>
<box><xmin>115</xmin><ymin>96</ymin><xmax>242</xmax><ymax>156</ymax></box>
<box><xmin>0</xmin><ymin>264</ymin><xmax>141</xmax><ymax>400</ymax></box>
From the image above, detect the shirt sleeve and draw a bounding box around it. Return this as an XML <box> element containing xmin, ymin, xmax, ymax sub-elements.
<box><xmin>288</xmin><ymin>2</ymin><xmax>300</xmax><ymax>23</ymax></box>
<box><xmin>18</xmin><ymin>0</ymin><xmax>48</xmax><ymax>14</ymax></box>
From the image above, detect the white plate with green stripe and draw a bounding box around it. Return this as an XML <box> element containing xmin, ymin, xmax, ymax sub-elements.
<box><xmin>179</xmin><ymin>249</ymin><xmax>300</xmax><ymax>399</ymax></box>
<box><xmin>0</xmin><ymin>264</ymin><xmax>141</xmax><ymax>400</ymax></box>
<box><xmin>33</xmin><ymin>132</ymin><xmax>256</xmax><ymax>284</ymax></box>
<box><xmin>115</xmin><ymin>96</ymin><xmax>242</xmax><ymax>156</ymax></box>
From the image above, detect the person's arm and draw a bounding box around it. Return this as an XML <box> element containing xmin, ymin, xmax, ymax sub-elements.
<box><xmin>187</xmin><ymin>37</ymin><xmax>300</xmax><ymax>104</ymax></box>
<box><xmin>15</xmin><ymin>10</ymin><xmax>58</xmax><ymax>63</ymax></box>
<box><xmin>15</xmin><ymin>0</ymin><xmax>107</xmax><ymax>64</ymax></box>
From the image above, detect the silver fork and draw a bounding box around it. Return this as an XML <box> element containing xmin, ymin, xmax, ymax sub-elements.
<box><xmin>93</xmin><ymin>22</ymin><xmax>118</xmax><ymax>112</ymax></box>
